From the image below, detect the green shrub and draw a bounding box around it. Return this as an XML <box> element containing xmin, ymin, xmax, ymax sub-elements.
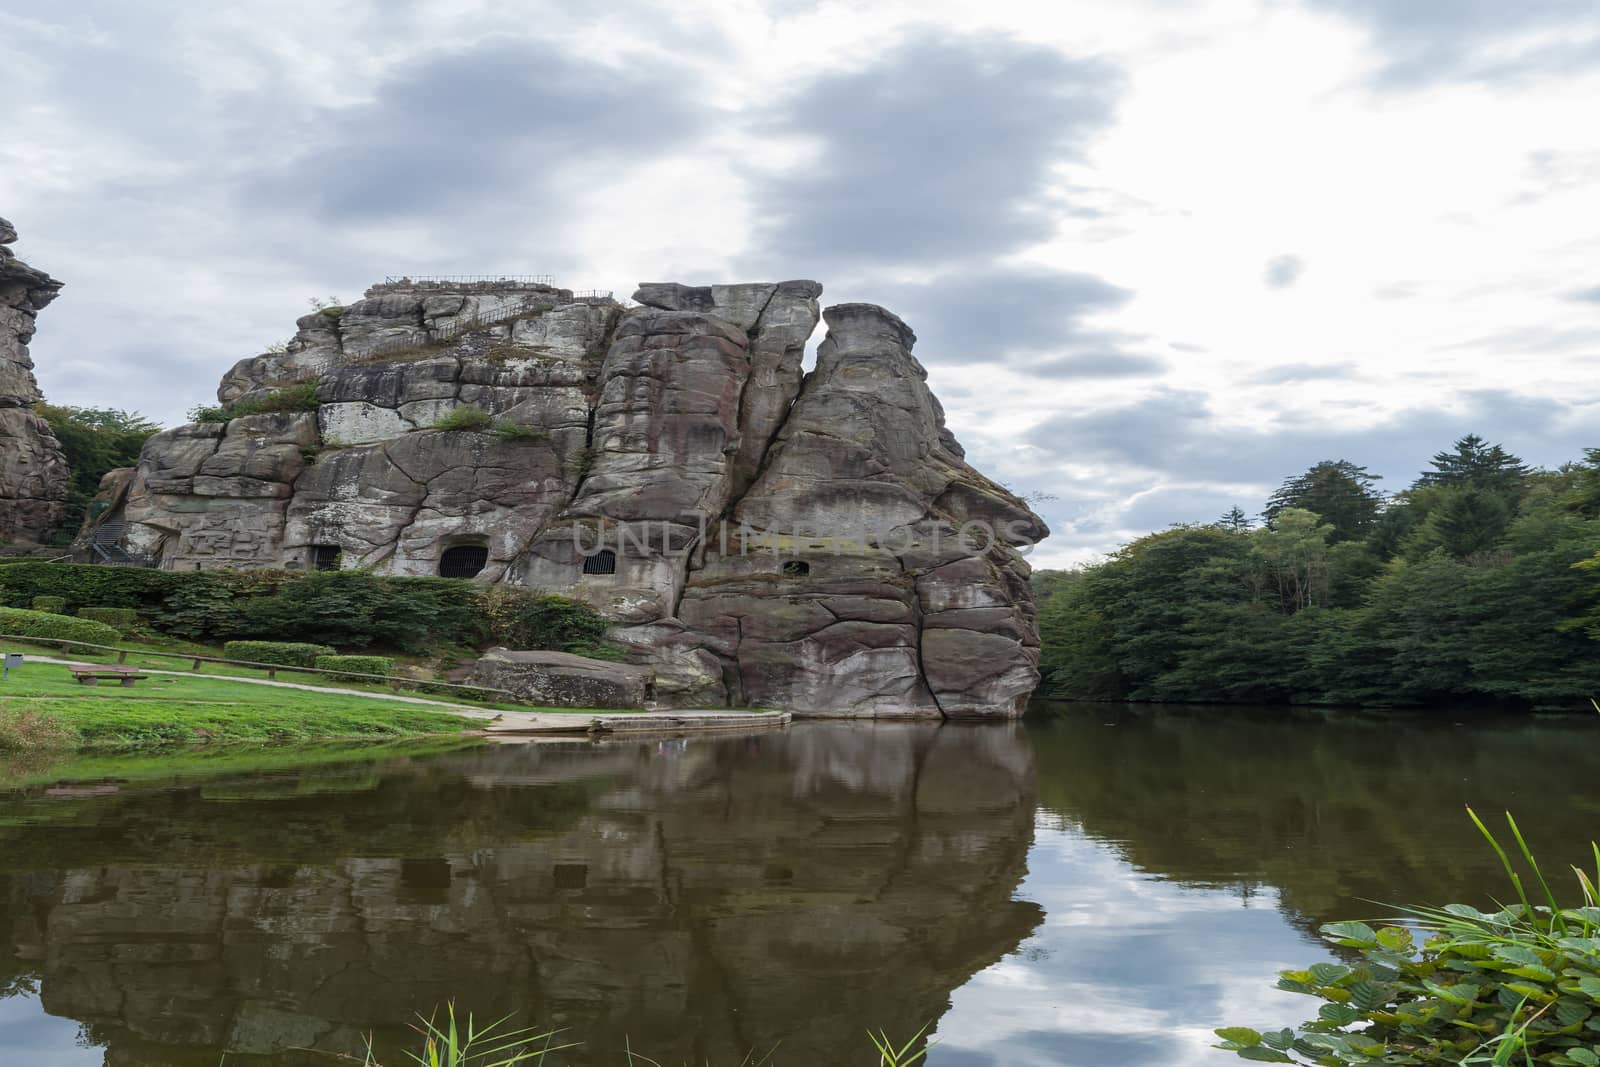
<box><xmin>222</xmin><ymin>640</ymin><xmax>336</xmax><ymax>667</ymax></box>
<box><xmin>236</xmin><ymin>570</ymin><xmax>482</xmax><ymax>652</ymax></box>
<box><xmin>0</xmin><ymin>607</ymin><xmax>121</xmax><ymax>645</ymax></box>
<box><xmin>30</xmin><ymin>596</ymin><xmax>67</xmax><ymax>614</ymax></box>
<box><xmin>1217</xmin><ymin>809</ymin><xmax>1600</xmax><ymax>1066</ymax></box>
<box><xmin>0</xmin><ymin>562</ymin><xmax>612</xmax><ymax>655</ymax></box>
<box><xmin>479</xmin><ymin>587</ymin><xmax>612</xmax><ymax>652</ymax></box>
<box><xmin>430</xmin><ymin>406</ymin><xmax>493</xmax><ymax>432</ymax></box>
<box><xmin>491</xmin><ymin>420</ymin><xmax>547</xmax><ymax>444</ymax></box>
<box><xmin>188</xmin><ymin>383</ymin><xmax>321</xmax><ymax>426</ymax></box>
<box><xmin>76</xmin><ymin>607</ymin><xmax>140</xmax><ymax>632</ymax></box>
<box><xmin>228</xmin><ymin>382</ymin><xmax>320</xmax><ymax>418</ymax></box>
<box><xmin>188</xmin><ymin>404</ymin><xmax>228</xmax><ymax>424</ymax></box>
<box><xmin>312</xmin><ymin>654</ymin><xmax>397</xmax><ymax>679</ymax></box>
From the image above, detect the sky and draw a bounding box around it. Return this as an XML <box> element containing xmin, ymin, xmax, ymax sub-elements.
<box><xmin>3</xmin><ymin>0</ymin><xmax>1599</xmax><ymax>567</ymax></box>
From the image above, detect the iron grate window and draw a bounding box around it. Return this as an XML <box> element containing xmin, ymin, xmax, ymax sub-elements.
<box><xmin>439</xmin><ymin>544</ymin><xmax>489</xmax><ymax>579</ymax></box>
<box><xmin>582</xmin><ymin>549</ymin><xmax>617</xmax><ymax>575</ymax></box>
<box><xmin>312</xmin><ymin>545</ymin><xmax>342</xmax><ymax>572</ymax></box>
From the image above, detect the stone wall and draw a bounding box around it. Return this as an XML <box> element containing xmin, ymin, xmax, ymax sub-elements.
<box><xmin>97</xmin><ymin>277</ymin><xmax>1050</xmax><ymax>717</ymax></box>
<box><xmin>0</xmin><ymin>217</ymin><xmax>69</xmax><ymax>544</ymax></box>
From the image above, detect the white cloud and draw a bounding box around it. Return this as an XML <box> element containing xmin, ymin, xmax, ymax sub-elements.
<box><xmin>6</xmin><ymin>0</ymin><xmax>1599</xmax><ymax>561</ymax></box>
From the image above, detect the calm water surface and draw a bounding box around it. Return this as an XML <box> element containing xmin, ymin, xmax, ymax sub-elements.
<box><xmin>2</xmin><ymin>706</ymin><xmax>1597</xmax><ymax>1065</ymax></box>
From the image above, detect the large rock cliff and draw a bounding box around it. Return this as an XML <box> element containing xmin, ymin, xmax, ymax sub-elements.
<box><xmin>0</xmin><ymin>217</ymin><xmax>69</xmax><ymax>544</ymax></box>
<box><xmin>96</xmin><ymin>278</ymin><xmax>1048</xmax><ymax>716</ymax></box>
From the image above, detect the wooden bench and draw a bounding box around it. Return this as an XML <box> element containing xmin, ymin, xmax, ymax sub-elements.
<box><xmin>69</xmin><ymin>663</ymin><xmax>151</xmax><ymax>687</ymax></box>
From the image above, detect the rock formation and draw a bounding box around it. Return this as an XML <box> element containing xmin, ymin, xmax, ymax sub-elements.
<box><xmin>91</xmin><ymin>278</ymin><xmax>1048</xmax><ymax>716</ymax></box>
<box><xmin>0</xmin><ymin>217</ymin><xmax>70</xmax><ymax>544</ymax></box>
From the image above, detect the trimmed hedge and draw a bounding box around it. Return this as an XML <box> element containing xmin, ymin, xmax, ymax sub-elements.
<box><xmin>312</xmin><ymin>654</ymin><xmax>396</xmax><ymax>678</ymax></box>
<box><xmin>0</xmin><ymin>606</ymin><xmax>121</xmax><ymax>645</ymax></box>
<box><xmin>76</xmin><ymin>607</ymin><xmax>140</xmax><ymax>632</ymax></box>
<box><xmin>222</xmin><ymin>640</ymin><xmax>336</xmax><ymax>667</ymax></box>
<box><xmin>31</xmin><ymin>596</ymin><xmax>67</xmax><ymax>614</ymax></box>
<box><xmin>0</xmin><ymin>562</ymin><xmax>613</xmax><ymax>655</ymax></box>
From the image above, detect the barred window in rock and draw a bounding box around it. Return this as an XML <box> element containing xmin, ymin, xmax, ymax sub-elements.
<box><xmin>439</xmin><ymin>544</ymin><xmax>489</xmax><ymax>579</ymax></box>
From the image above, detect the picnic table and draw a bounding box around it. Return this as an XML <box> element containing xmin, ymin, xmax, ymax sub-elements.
<box><xmin>68</xmin><ymin>663</ymin><xmax>151</xmax><ymax>687</ymax></box>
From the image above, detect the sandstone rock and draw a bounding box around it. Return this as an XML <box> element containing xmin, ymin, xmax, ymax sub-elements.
<box><xmin>469</xmin><ymin>648</ymin><xmax>655</xmax><ymax>708</ymax></box>
<box><xmin>0</xmin><ymin>219</ymin><xmax>69</xmax><ymax>544</ymax></box>
<box><xmin>106</xmin><ymin>278</ymin><xmax>1048</xmax><ymax>717</ymax></box>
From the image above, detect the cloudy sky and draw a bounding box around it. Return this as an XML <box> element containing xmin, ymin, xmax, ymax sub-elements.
<box><xmin>4</xmin><ymin>0</ymin><xmax>1599</xmax><ymax>566</ymax></box>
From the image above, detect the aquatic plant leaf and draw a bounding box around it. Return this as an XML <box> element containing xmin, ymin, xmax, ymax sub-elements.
<box><xmin>1262</xmin><ymin>1028</ymin><xmax>1296</xmax><ymax>1051</ymax></box>
<box><xmin>1234</xmin><ymin>1047</ymin><xmax>1293</xmax><ymax>1063</ymax></box>
<box><xmin>1215</xmin><ymin>1027</ymin><xmax>1263</xmax><ymax>1046</ymax></box>
<box><xmin>1323</xmin><ymin>922</ymin><xmax>1379</xmax><ymax>947</ymax></box>
<box><xmin>1349</xmin><ymin>980</ymin><xmax>1391</xmax><ymax>1011</ymax></box>
<box><xmin>1319</xmin><ymin>1002</ymin><xmax>1363</xmax><ymax>1026</ymax></box>
<box><xmin>1310</xmin><ymin>963</ymin><xmax>1355</xmax><ymax>985</ymax></box>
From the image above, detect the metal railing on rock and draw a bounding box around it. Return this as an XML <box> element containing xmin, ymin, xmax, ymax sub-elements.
<box><xmin>381</xmin><ymin>275</ymin><xmax>557</xmax><ymax>287</ymax></box>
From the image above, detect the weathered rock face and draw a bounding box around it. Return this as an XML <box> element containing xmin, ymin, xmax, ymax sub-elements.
<box><xmin>100</xmin><ymin>278</ymin><xmax>1048</xmax><ymax>717</ymax></box>
<box><xmin>469</xmin><ymin>648</ymin><xmax>655</xmax><ymax>708</ymax></box>
<box><xmin>0</xmin><ymin>217</ymin><xmax>70</xmax><ymax>544</ymax></box>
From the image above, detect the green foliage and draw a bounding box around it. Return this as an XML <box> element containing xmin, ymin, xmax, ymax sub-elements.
<box><xmin>222</xmin><ymin>640</ymin><xmax>337</xmax><ymax>667</ymax></box>
<box><xmin>75</xmin><ymin>606</ymin><xmax>139</xmax><ymax>633</ymax></box>
<box><xmin>1266</xmin><ymin>460</ymin><xmax>1383</xmax><ymax>542</ymax></box>
<box><xmin>430</xmin><ymin>405</ymin><xmax>494</xmax><ymax>432</ymax></box>
<box><xmin>491</xmin><ymin>420</ymin><xmax>547</xmax><ymax>443</ymax></box>
<box><xmin>32</xmin><ymin>404</ymin><xmax>159</xmax><ymax>532</ymax></box>
<box><xmin>0</xmin><ymin>563</ymin><xmax>612</xmax><ymax>656</ymax></box>
<box><xmin>1036</xmin><ymin>436</ymin><xmax>1600</xmax><ymax>710</ymax></box>
<box><xmin>478</xmin><ymin>586</ymin><xmax>614</xmax><ymax>656</ymax></box>
<box><xmin>30</xmin><ymin>596</ymin><xmax>67</xmax><ymax>614</ymax></box>
<box><xmin>235</xmin><ymin>570</ymin><xmax>482</xmax><ymax>652</ymax></box>
<box><xmin>1218</xmin><ymin>811</ymin><xmax>1600</xmax><ymax>1066</ymax></box>
<box><xmin>1416</xmin><ymin>434</ymin><xmax>1531</xmax><ymax>492</ymax></box>
<box><xmin>189</xmin><ymin>383</ymin><xmax>320</xmax><ymax>425</ymax></box>
<box><xmin>312</xmin><ymin>654</ymin><xmax>397</xmax><ymax>678</ymax></box>
<box><xmin>0</xmin><ymin>606</ymin><xmax>121</xmax><ymax>645</ymax></box>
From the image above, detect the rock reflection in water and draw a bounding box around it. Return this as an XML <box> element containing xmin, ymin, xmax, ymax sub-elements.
<box><xmin>0</xmin><ymin>724</ymin><xmax>1040</xmax><ymax>1065</ymax></box>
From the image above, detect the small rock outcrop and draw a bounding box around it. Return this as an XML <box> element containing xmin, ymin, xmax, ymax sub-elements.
<box><xmin>93</xmin><ymin>277</ymin><xmax>1049</xmax><ymax>717</ymax></box>
<box><xmin>469</xmin><ymin>649</ymin><xmax>655</xmax><ymax>709</ymax></box>
<box><xmin>0</xmin><ymin>217</ymin><xmax>70</xmax><ymax>545</ymax></box>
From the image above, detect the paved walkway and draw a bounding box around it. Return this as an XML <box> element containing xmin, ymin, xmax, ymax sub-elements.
<box><xmin>24</xmin><ymin>655</ymin><xmax>791</xmax><ymax>736</ymax></box>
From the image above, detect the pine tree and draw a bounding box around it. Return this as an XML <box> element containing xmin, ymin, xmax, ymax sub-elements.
<box><xmin>1216</xmin><ymin>506</ymin><xmax>1252</xmax><ymax>532</ymax></box>
<box><xmin>1415</xmin><ymin>434</ymin><xmax>1530</xmax><ymax>491</ymax></box>
<box><xmin>1263</xmin><ymin>460</ymin><xmax>1383</xmax><ymax>542</ymax></box>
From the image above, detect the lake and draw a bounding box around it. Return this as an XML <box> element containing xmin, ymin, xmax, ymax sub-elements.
<box><xmin>2</xmin><ymin>706</ymin><xmax>1597</xmax><ymax>1065</ymax></box>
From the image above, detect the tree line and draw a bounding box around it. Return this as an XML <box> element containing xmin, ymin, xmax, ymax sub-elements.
<box><xmin>1033</xmin><ymin>435</ymin><xmax>1600</xmax><ymax>710</ymax></box>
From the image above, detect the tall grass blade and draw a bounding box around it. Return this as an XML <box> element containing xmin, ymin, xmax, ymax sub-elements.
<box><xmin>1502</xmin><ymin>811</ymin><xmax>1564</xmax><ymax>933</ymax></box>
<box><xmin>1467</xmin><ymin>806</ymin><xmax>1534</xmax><ymax>916</ymax></box>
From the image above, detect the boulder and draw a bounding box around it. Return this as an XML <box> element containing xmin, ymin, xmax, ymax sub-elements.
<box><xmin>469</xmin><ymin>649</ymin><xmax>655</xmax><ymax>709</ymax></box>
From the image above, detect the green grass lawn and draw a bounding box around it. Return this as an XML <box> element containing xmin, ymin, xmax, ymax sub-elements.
<box><xmin>0</xmin><ymin>635</ymin><xmax>540</xmax><ymax>713</ymax></box>
<box><xmin>0</xmin><ymin>659</ymin><xmax>481</xmax><ymax>745</ymax></box>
